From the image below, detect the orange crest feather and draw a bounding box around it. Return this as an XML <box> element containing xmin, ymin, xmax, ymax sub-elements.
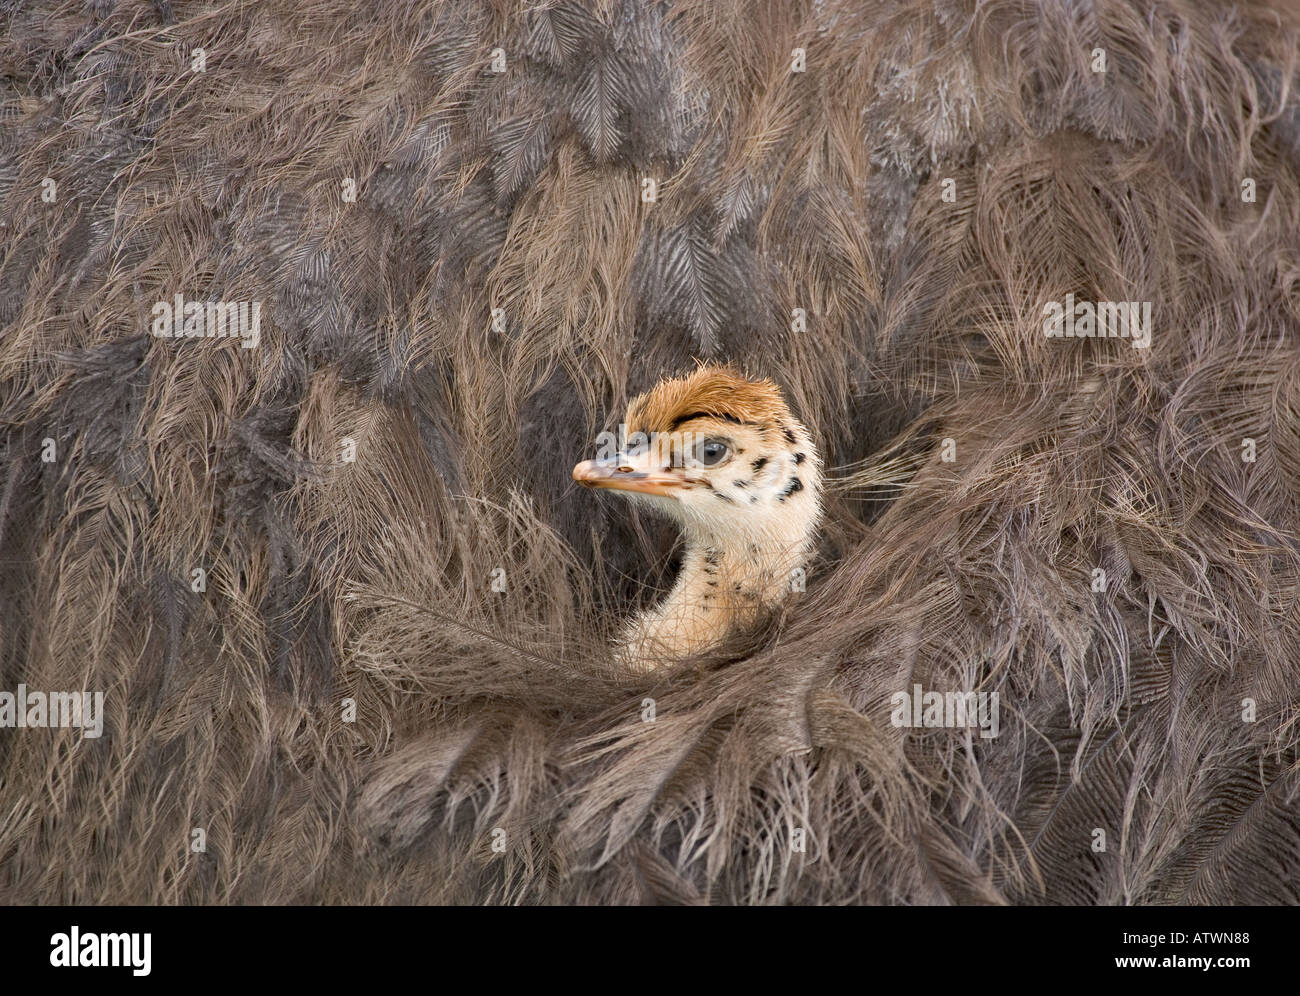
<box><xmin>625</xmin><ymin>365</ymin><xmax>794</xmax><ymax>435</ymax></box>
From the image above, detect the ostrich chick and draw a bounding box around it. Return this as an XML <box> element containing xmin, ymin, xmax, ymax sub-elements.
<box><xmin>573</xmin><ymin>365</ymin><xmax>821</xmax><ymax>669</ymax></box>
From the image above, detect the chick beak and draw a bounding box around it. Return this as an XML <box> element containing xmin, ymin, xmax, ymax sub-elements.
<box><xmin>572</xmin><ymin>453</ymin><xmax>688</xmax><ymax>497</ymax></box>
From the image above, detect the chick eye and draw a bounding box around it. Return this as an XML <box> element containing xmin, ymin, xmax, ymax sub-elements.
<box><xmin>698</xmin><ymin>439</ymin><xmax>730</xmax><ymax>466</ymax></box>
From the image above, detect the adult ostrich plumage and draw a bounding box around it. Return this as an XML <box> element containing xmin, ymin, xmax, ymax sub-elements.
<box><xmin>2</xmin><ymin>0</ymin><xmax>1299</xmax><ymax>905</ymax></box>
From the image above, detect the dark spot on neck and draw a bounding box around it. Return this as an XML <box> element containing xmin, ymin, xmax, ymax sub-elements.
<box><xmin>778</xmin><ymin>477</ymin><xmax>803</xmax><ymax>502</ymax></box>
<box><xmin>751</xmin><ymin>457</ymin><xmax>768</xmax><ymax>472</ymax></box>
<box><xmin>782</xmin><ymin>428</ymin><xmax>797</xmax><ymax>445</ymax></box>
<box><xmin>794</xmin><ymin>452</ymin><xmax>806</xmax><ymax>464</ymax></box>
<box><xmin>733</xmin><ymin>479</ymin><xmax>748</xmax><ymax>488</ymax></box>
